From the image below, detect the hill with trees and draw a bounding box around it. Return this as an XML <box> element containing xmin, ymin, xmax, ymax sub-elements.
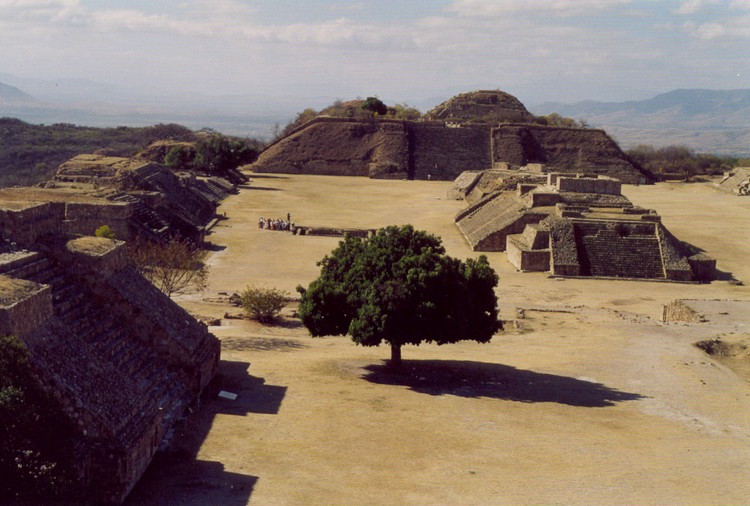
<box><xmin>0</xmin><ymin>118</ymin><xmax>263</xmax><ymax>187</ymax></box>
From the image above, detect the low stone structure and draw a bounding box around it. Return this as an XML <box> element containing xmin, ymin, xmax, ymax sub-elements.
<box><xmin>0</xmin><ymin>154</ymin><xmax>241</xmax><ymax>243</ymax></box>
<box><xmin>663</xmin><ymin>299</ymin><xmax>750</xmax><ymax>323</ymax></box>
<box><xmin>0</xmin><ymin>203</ymin><xmax>220</xmax><ymax>503</ymax></box>
<box><xmin>454</xmin><ymin>172</ymin><xmax>716</xmax><ymax>282</ymax></box>
<box><xmin>717</xmin><ymin>167</ymin><xmax>750</xmax><ymax>195</ymax></box>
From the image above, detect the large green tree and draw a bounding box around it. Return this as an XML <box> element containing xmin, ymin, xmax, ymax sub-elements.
<box><xmin>192</xmin><ymin>134</ymin><xmax>259</xmax><ymax>176</ymax></box>
<box><xmin>298</xmin><ymin>225</ymin><xmax>501</xmax><ymax>367</ymax></box>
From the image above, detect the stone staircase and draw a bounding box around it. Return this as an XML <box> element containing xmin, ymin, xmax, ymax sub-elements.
<box><xmin>3</xmin><ymin>253</ymin><xmax>191</xmax><ymax>431</ymax></box>
<box><xmin>132</xmin><ymin>204</ymin><xmax>171</xmax><ymax>238</ymax></box>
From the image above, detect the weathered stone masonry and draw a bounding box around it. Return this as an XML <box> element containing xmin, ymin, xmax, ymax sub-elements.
<box><xmin>0</xmin><ymin>203</ymin><xmax>220</xmax><ymax>504</ymax></box>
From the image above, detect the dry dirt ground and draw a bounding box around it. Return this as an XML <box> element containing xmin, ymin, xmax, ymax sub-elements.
<box><xmin>128</xmin><ymin>176</ymin><xmax>750</xmax><ymax>505</ymax></box>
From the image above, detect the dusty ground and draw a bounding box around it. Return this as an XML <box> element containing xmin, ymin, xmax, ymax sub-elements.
<box><xmin>129</xmin><ymin>176</ymin><xmax>750</xmax><ymax>505</ymax></box>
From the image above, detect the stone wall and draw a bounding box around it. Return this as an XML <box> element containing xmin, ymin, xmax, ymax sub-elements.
<box><xmin>252</xmin><ymin>116</ymin><xmax>649</xmax><ymax>183</ymax></box>
<box><xmin>0</xmin><ymin>276</ymin><xmax>52</xmax><ymax>338</ymax></box>
<box><xmin>0</xmin><ymin>233</ymin><xmax>220</xmax><ymax>503</ymax></box>
<box><xmin>506</xmin><ymin>236</ymin><xmax>550</xmax><ymax>271</ymax></box>
<box><xmin>456</xmin><ymin>193</ymin><xmax>528</xmax><ymax>251</ymax></box>
<box><xmin>63</xmin><ymin>202</ymin><xmax>134</xmax><ymax>239</ymax></box>
<box><xmin>655</xmin><ymin>225</ymin><xmax>694</xmax><ymax>281</ymax></box>
<box><xmin>555</xmin><ymin>176</ymin><xmax>621</xmax><ymax>195</ymax></box>
<box><xmin>574</xmin><ymin>221</ymin><xmax>665</xmax><ymax>278</ymax></box>
<box><xmin>407</xmin><ymin>122</ymin><xmax>492</xmax><ymax>180</ymax></box>
<box><xmin>0</xmin><ymin>202</ymin><xmax>64</xmax><ymax>247</ymax></box>
<box><xmin>253</xmin><ymin>118</ymin><xmax>409</xmax><ymax>178</ymax></box>
<box><xmin>548</xmin><ymin>218</ymin><xmax>581</xmax><ymax>276</ymax></box>
<box><xmin>717</xmin><ymin>167</ymin><xmax>750</xmax><ymax>195</ymax></box>
<box><xmin>662</xmin><ymin>299</ymin><xmax>703</xmax><ymax>322</ymax></box>
<box><xmin>491</xmin><ymin>125</ymin><xmax>652</xmax><ymax>184</ymax></box>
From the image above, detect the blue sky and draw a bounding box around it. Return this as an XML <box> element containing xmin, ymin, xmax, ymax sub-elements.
<box><xmin>1</xmin><ymin>0</ymin><xmax>749</xmax><ymax>107</ymax></box>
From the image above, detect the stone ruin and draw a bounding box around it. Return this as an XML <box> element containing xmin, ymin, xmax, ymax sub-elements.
<box><xmin>251</xmin><ymin>90</ymin><xmax>653</xmax><ymax>184</ymax></box>
<box><xmin>0</xmin><ymin>201</ymin><xmax>220</xmax><ymax>503</ymax></box>
<box><xmin>717</xmin><ymin>167</ymin><xmax>750</xmax><ymax>195</ymax></box>
<box><xmin>21</xmin><ymin>153</ymin><xmax>244</xmax><ymax>243</ymax></box>
<box><xmin>453</xmin><ymin>171</ymin><xmax>716</xmax><ymax>282</ymax></box>
<box><xmin>423</xmin><ymin>89</ymin><xmax>536</xmax><ymax>123</ymax></box>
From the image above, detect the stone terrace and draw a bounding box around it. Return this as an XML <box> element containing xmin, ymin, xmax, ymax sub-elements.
<box><xmin>0</xmin><ymin>216</ymin><xmax>219</xmax><ymax>503</ymax></box>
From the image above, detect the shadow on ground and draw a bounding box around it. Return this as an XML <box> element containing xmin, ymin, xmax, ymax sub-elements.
<box><xmin>217</xmin><ymin>360</ymin><xmax>288</xmax><ymax>415</ymax></box>
<box><xmin>125</xmin><ymin>360</ymin><xmax>286</xmax><ymax>505</ymax></box>
<box><xmin>126</xmin><ymin>456</ymin><xmax>257</xmax><ymax>506</ymax></box>
<box><xmin>362</xmin><ymin>360</ymin><xmax>645</xmax><ymax>407</ymax></box>
<box><xmin>203</xmin><ymin>241</ymin><xmax>227</xmax><ymax>252</ymax></box>
<box><xmin>245</xmin><ymin>185</ymin><xmax>282</xmax><ymax>191</ymax></box>
<box><xmin>714</xmin><ymin>268</ymin><xmax>742</xmax><ymax>284</ymax></box>
<box><xmin>243</xmin><ymin>174</ymin><xmax>289</xmax><ymax>180</ymax></box>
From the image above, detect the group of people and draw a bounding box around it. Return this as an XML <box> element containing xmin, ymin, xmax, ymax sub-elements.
<box><xmin>259</xmin><ymin>214</ymin><xmax>294</xmax><ymax>232</ymax></box>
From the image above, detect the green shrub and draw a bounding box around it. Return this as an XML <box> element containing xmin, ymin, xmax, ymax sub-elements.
<box><xmin>240</xmin><ymin>286</ymin><xmax>289</xmax><ymax>323</ymax></box>
<box><xmin>94</xmin><ymin>224</ymin><xmax>116</xmax><ymax>239</ymax></box>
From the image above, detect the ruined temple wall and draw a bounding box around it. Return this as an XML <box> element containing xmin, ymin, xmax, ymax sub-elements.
<box><xmin>717</xmin><ymin>167</ymin><xmax>750</xmax><ymax>195</ymax></box>
<box><xmin>662</xmin><ymin>299</ymin><xmax>703</xmax><ymax>322</ymax></box>
<box><xmin>474</xmin><ymin>212</ymin><xmax>548</xmax><ymax>252</ymax></box>
<box><xmin>408</xmin><ymin>122</ymin><xmax>492</xmax><ymax>180</ymax></box>
<box><xmin>106</xmin><ymin>267</ymin><xmax>220</xmax><ymax>392</ymax></box>
<box><xmin>63</xmin><ymin>202</ymin><xmax>134</xmax><ymax>240</ymax></box>
<box><xmin>253</xmin><ymin>118</ymin><xmax>409</xmax><ymax>178</ymax></box>
<box><xmin>25</xmin><ymin>317</ymin><xmax>169</xmax><ymax>504</ymax></box>
<box><xmin>0</xmin><ymin>277</ymin><xmax>53</xmax><ymax>339</ymax></box>
<box><xmin>492</xmin><ymin>125</ymin><xmax>651</xmax><ymax>184</ymax></box>
<box><xmin>0</xmin><ymin>202</ymin><xmax>64</xmax><ymax>247</ymax></box>
<box><xmin>548</xmin><ymin>219</ymin><xmax>581</xmax><ymax>276</ymax></box>
<box><xmin>574</xmin><ymin>222</ymin><xmax>665</xmax><ymax>278</ymax></box>
<box><xmin>506</xmin><ymin>236</ymin><xmax>550</xmax><ymax>271</ymax></box>
<box><xmin>655</xmin><ymin>225</ymin><xmax>694</xmax><ymax>281</ymax></box>
<box><xmin>59</xmin><ymin>238</ymin><xmax>219</xmax><ymax>392</ymax></box>
<box><xmin>556</xmin><ymin>176</ymin><xmax>621</xmax><ymax>195</ymax></box>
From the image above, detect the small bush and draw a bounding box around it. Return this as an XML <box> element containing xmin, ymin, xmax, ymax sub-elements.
<box><xmin>94</xmin><ymin>225</ymin><xmax>116</xmax><ymax>239</ymax></box>
<box><xmin>240</xmin><ymin>286</ymin><xmax>289</xmax><ymax>323</ymax></box>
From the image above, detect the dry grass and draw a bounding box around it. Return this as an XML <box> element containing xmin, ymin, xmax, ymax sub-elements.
<box><xmin>133</xmin><ymin>176</ymin><xmax>750</xmax><ymax>505</ymax></box>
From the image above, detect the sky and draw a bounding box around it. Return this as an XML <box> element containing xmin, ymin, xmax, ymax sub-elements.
<box><xmin>1</xmin><ymin>0</ymin><xmax>750</xmax><ymax>107</ymax></box>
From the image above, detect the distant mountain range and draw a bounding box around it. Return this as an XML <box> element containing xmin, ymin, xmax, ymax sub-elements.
<box><xmin>0</xmin><ymin>81</ymin><xmax>35</xmax><ymax>104</ymax></box>
<box><xmin>530</xmin><ymin>89</ymin><xmax>750</xmax><ymax>156</ymax></box>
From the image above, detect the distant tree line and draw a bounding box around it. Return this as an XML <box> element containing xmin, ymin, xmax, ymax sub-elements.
<box><xmin>625</xmin><ymin>144</ymin><xmax>746</xmax><ymax>181</ymax></box>
<box><xmin>0</xmin><ymin>118</ymin><xmax>264</xmax><ymax>187</ymax></box>
<box><xmin>272</xmin><ymin>97</ymin><xmax>423</xmax><ymax>142</ymax></box>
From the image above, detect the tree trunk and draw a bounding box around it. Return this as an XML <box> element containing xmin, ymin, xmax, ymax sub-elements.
<box><xmin>390</xmin><ymin>343</ymin><xmax>402</xmax><ymax>368</ymax></box>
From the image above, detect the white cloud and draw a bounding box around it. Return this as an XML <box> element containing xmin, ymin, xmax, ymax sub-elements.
<box><xmin>446</xmin><ymin>0</ymin><xmax>635</xmax><ymax>17</ymax></box>
<box><xmin>675</xmin><ymin>0</ymin><xmax>720</xmax><ymax>15</ymax></box>
<box><xmin>0</xmin><ymin>0</ymin><xmax>83</xmax><ymax>22</ymax></box>
<box><xmin>730</xmin><ymin>0</ymin><xmax>750</xmax><ymax>9</ymax></box>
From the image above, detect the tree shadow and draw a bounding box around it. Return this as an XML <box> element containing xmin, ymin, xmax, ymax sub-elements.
<box><xmin>270</xmin><ymin>316</ymin><xmax>305</xmax><ymax>330</ymax></box>
<box><xmin>362</xmin><ymin>360</ymin><xmax>645</xmax><ymax>407</ymax></box>
<box><xmin>125</xmin><ymin>360</ymin><xmax>285</xmax><ymax>505</ymax></box>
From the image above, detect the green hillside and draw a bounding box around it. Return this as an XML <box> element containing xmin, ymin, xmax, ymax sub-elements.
<box><xmin>0</xmin><ymin>119</ymin><xmax>217</xmax><ymax>187</ymax></box>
